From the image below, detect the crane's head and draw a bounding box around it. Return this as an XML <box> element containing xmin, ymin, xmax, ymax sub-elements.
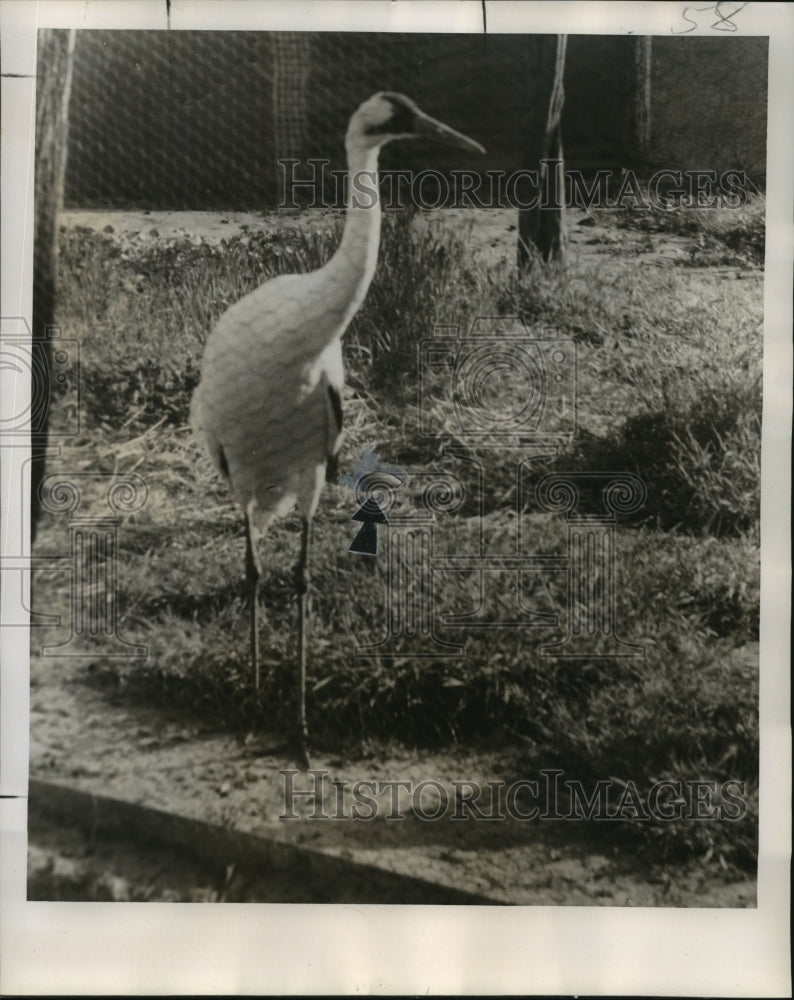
<box><xmin>347</xmin><ymin>92</ymin><xmax>485</xmax><ymax>155</ymax></box>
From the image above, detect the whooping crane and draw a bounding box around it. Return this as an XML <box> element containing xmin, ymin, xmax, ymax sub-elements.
<box><xmin>191</xmin><ymin>92</ymin><xmax>485</xmax><ymax>765</ymax></box>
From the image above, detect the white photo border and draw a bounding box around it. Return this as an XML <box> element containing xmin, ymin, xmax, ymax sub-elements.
<box><xmin>1</xmin><ymin>1</ymin><xmax>790</xmax><ymax>995</ymax></box>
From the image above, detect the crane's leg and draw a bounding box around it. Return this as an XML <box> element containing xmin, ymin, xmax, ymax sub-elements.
<box><xmin>244</xmin><ymin>510</ymin><xmax>261</xmax><ymax>691</ymax></box>
<box><xmin>295</xmin><ymin>515</ymin><xmax>311</xmax><ymax>768</ymax></box>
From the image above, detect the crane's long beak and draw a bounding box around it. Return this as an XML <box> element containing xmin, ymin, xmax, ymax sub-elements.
<box><xmin>413</xmin><ymin>110</ymin><xmax>486</xmax><ymax>155</ymax></box>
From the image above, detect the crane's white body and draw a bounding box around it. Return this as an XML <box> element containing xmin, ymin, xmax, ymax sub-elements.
<box><xmin>191</xmin><ymin>144</ymin><xmax>381</xmax><ymax>538</ymax></box>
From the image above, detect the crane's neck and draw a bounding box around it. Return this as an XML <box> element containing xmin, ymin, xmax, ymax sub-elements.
<box><xmin>320</xmin><ymin>141</ymin><xmax>383</xmax><ymax>334</ymax></box>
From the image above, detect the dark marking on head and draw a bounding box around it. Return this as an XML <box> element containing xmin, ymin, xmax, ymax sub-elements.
<box><xmin>365</xmin><ymin>93</ymin><xmax>418</xmax><ymax>137</ymax></box>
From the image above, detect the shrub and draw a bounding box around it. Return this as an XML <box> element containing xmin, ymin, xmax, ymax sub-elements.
<box><xmin>561</xmin><ymin>369</ymin><xmax>761</xmax><ymax>536</ymax></box>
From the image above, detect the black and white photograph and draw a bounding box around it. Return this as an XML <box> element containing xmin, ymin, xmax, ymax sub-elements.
<box><xmin>1</xmin><ymin>1</ymin><xmax>791</xmax><ymax>995</ymax></box>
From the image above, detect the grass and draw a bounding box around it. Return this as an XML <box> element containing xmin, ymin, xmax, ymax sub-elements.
<box><xmin>560</xmin><ymin>367</ymin><xmax>762</xmax><ymax>536</ymax></box>
<box><xmin>36</xmin><ymin>195</ymin><xmax>764</xmax><ymax>870</ymax></box>
<box><xmin>607</xmin><ymin>190</ymin><xmax>766</xmax><ymax>267</ymax></box>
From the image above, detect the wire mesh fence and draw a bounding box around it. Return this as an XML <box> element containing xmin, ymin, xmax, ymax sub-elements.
<box><xmin>63</xmin><ymin>31</ymin><xmax>767</xmax><ymax>211</ymax></box>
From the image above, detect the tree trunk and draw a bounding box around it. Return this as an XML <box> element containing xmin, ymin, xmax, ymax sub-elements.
<box><xmin>32</xmin><ymin>28</ymin><xmax>76</xmax><ymax>541</ymax></box>
<box><xmin>517</xmin><ymin>34</ymin><xmax>567</xmax><ymax>270</ymax></box>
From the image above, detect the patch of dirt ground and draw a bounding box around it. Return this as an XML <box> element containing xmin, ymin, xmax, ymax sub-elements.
<box><xmin>28</xmin><ymin>653</ymin><xmax>755</xmax><ymax>906</ymax></box>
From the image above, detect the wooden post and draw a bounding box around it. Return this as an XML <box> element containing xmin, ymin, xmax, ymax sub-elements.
<box><xmin>517</xmin><ymin>35</ymin><xmax>568</xmax><ymax>270</ymax></box>
<box><xmin>32</xmin><ymin>28</ymin><xmax>76</xmax><ymax>541</ymax></box>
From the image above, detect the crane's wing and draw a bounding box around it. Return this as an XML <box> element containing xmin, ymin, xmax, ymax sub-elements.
<box><xmin>190</xmin><ymin>386</ymin><xmax>230</xmax><ymax>481</ymax></box>
<box><xmin>324</xmin><ymin>375</ymin><xmax>343</xmax><ymax>483</ymax></box>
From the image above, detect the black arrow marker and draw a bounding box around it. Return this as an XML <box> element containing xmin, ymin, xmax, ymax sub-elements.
<box><xmin>349</xmin><ymin>497</ymin><xmax>388</xmax><ymax>556</ymax></box>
